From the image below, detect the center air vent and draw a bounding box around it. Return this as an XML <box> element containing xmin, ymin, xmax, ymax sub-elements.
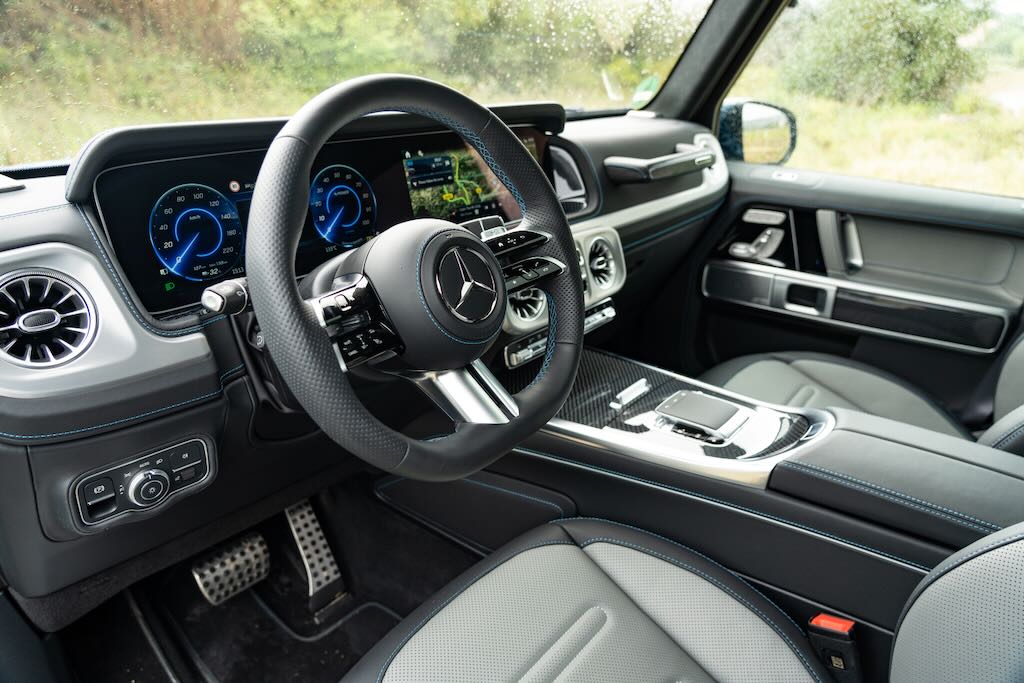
<box><xmin>588</xmin><ymin>238</ymin><xmax>617</xmax><ymax>289</ymax></box>
<box><xmin>0</xmin><ymin>271</ymin><xmax>95</xmax><ymax>368</ymax></box>
<box><xmin>509</xmin><ymin>287</ymin><xmax>546</xmax><ymax>323</ymax></box>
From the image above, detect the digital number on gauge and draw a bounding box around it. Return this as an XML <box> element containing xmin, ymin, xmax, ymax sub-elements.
<box><xmin>149</xmin><ymin>184</ymin><xmax>243</xmax><ymax>282</ymax></box>
<box><xmin>309</xmin><ymin>164</ymin><xmax>377</xmax><ymax>247</ymax></box>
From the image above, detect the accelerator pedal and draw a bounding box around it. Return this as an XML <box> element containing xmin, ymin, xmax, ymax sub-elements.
<box><xmin>285</xmin><ymin>500</ymin><xmax>346</xmax><ymax>612</ymax></box>
<box><xmin>191</xmin><ymin>532</ymin><xmax>270</xmax><ymax>605</ymax></box>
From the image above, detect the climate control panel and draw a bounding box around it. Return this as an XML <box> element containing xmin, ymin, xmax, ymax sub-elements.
<box><xmin>74</xmin><ymin>438</ymin><xmax>213</xmax><ymax>527</ymax></box>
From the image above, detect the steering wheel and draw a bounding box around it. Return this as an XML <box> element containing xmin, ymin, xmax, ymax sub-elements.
<box><xmin>246</xmin><ymin>75</ymin><xmax>584</xmax><ymax>481</ymax></box>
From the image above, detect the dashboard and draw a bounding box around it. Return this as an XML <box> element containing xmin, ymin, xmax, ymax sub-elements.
<box><xmin>0</xmin><ymin>107</ymin><xmax>727</xmax><ymax>628</ymax></box>
<box><xmin>94</xmin><ymin>128</ymin><xmax>545</xmax><ymax>314</ymax></box>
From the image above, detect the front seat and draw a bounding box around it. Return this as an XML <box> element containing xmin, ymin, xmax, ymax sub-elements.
<box><xmin>701</xmin><ymin>343</ymin><xmax>1024</xmax><ymax>453</ymax></box>
<box><xmin>343</xmin><ymin>518</ymin><xmax>1024</xmax><ymax>682</ymax></box>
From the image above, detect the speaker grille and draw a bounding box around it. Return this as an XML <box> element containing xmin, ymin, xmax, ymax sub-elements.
<box><xmin>0</xmin><ymin>271</ymin><xmax>95</xmax><ymax>368</ymax></box>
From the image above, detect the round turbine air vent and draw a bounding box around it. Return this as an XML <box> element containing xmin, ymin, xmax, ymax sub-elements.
<box><xmin>588</xmin><ymin>237</ymin><xmax>617</xmax><ymax>289</ymax></box>
<box><xmin>509</xmin><ymin>287</ymin><xmax>546</xmax><ymax>322</ymax></box>
<box><xmin>0</xmin><ymin>271</ymin><xmax>96</xmax><ymax>368</ymax></box>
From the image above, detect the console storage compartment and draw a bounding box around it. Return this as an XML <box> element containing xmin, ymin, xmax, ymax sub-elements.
<box><xmin>769</xmin><ymin>408</ymin><xmax>1024</xmax><ymax>548</ymax></box>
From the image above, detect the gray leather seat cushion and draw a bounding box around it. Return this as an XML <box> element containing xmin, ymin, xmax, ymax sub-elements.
<box><xmin>701</xmin><ymin>352</ymin><xmax>969</xmax><ymax>439</ymax></box>
<box><xmin>344</xmin><ymin>518</ymin><xmax>829</xmax><ymax>682</ymax></box>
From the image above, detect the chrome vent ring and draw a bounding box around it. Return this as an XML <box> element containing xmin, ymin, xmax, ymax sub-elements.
<box><xmin>0</xmin><ymin>270</ymin><xmax>96</xmax><ymax>368</ymax></box>
<box><xmin>509</xmin><ymin>287</ymin><xmax>546</xmax><ymax>323</ymax></box>
<box><xmin>588</xmin><ymin>237</ymin><xmax>617</xmax><ymax>289</ymax></box>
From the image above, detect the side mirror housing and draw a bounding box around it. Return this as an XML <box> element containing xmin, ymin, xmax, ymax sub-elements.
<box><xmin>719</xmin><ymin>100</ymin><xmax>797</xmax><ymax>164</ymax></box>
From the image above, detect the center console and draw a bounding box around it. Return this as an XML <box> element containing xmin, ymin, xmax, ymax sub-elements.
<box><xmin>507</xmin><ymin>349</ymin><xmax>833</xmax><ymax>486</ymax></box>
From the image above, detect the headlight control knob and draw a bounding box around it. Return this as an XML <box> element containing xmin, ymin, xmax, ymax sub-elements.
<box><xmin>127</xmin><ymin>469</ymin><xmax>170</xmax><ymax>507</ymax></box>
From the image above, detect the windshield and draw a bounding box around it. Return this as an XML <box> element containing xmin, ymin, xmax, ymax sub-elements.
<box><xmin>0</xmin><ymin>0</ymin><xmax>713</xmax><ymax>166</ymax></box>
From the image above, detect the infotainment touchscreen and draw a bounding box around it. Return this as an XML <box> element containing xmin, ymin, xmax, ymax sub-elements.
<box><xmin>402</xmin><ymin>135</ymin><xmax>538</xmax><ymax>224</ymax></box>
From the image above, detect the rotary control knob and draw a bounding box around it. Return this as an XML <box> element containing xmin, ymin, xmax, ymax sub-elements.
<box><xmin>127</xmin><ymin>469</ymin><xmax>170</xmax><ymax>507</ymax></box>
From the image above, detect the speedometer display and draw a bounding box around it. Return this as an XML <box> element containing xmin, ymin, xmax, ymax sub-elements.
<box><xmin>309</xmin><ymin>165</ymin><xmax>377</xmax><ymax>247</ymax></box>
<box><xmin>149</xmin><ymin>184</ymin><xmax>243</xmax><ymax>282</ymax></box>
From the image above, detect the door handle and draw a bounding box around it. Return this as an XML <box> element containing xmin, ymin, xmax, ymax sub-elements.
<box><xmin>604</xmin><ymin>144</ymin><xmax>716</xmax><ymax>184</ymax></box>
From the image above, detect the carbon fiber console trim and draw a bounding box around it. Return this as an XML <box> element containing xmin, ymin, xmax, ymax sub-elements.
<box><xmin>505</xmin><ymin>349</ymin><xmax>831</xmax><ymax>487</ymax></box>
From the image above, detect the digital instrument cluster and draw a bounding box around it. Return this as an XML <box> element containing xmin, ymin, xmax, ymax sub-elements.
<box><xmin>93</xmin><ymin>128</ymin><xmax>544</xmax><ymax>315</ymax></box>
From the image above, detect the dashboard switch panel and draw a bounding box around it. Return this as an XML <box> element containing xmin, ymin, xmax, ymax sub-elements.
<box><xmin>74</xmin><ymin>438</ymin><xmax>213</xmax><ymax>527</ymax></box>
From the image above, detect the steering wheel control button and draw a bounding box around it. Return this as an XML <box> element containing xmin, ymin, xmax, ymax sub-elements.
<box><xmin>73</xmin><ymin>438</ymin><xmax>213</xmax><ymax>527</ymax></box>
<box><xmin>484</xmin><ymin>228</ymin><xmax>549</xmax><ymax>257</ymax></box>
<box><xmin>436</xmin><ymin>246</ymin><xmax>499</xmax><ymax>324</ymax></box>
<box><xmin>503</xmin><ymin>256</ymin><xmax>565</xmax><ymax>292</ymax></box>
<box><xmin>128</xmin><ymin>469</ymin><xmax>171</xmax><ymax>507</ymax></box>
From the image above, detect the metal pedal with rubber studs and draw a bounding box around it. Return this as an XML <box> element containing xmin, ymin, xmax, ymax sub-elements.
<box><xmin>191</xmin><ymin>532</ymin><xmax>270</xmax><ymax>605</ymax></box>
<box><xmin>285</xmin><ymin>499</ymin><xmax>346</xmax><ymax>611</ymax></box>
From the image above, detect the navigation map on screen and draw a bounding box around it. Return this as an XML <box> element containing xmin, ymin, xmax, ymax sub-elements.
<box><xmin>402</xmin><ymin>136</ymin><xmax>537</xmax><ymax>223</ymax></box>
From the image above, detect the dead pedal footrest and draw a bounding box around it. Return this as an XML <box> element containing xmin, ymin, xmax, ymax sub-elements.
<box><xmin>285</xmin><ymin>500</ymin><xmax>344</xmax><ymax>609</ymax></box>
<box><xmin>191</xmin><ymin>532</ymin><xmax>270</xmax><ymax>605</ymax></box>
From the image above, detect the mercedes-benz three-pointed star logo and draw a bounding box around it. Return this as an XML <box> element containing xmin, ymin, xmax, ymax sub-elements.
<box><xmin>435</xmin><ymin>246</ymin><xmax>498</xmax><ymax>323</ymax></box>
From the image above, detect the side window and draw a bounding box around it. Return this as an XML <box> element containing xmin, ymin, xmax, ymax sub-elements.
<box><xmin>722</xmin><ymin>1</ymin><xmax>1024</xmax><ymax>198</ymax></box>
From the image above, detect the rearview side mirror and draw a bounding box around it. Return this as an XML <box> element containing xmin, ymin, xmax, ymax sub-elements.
<box><xmin>719</xmin><ymin>100</ymin><xmax>797</xmax><ymax>165</ymax></box>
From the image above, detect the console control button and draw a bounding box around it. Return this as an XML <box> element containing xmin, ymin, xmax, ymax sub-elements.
<box><xmin>82</xmin><ymin>477</ymin><xmax>115</xmax><ymax>505</ymax></box>
<box><xmin>128</xmin><ymin>469</ymin><xmax>171</xmax><ymax>507</ymax></box>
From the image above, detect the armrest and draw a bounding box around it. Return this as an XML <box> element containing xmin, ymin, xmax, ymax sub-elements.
<box><xmin>769</xmin><ymin>408</ymin><xmax>1024</xmax><ymax>549</ymax></box>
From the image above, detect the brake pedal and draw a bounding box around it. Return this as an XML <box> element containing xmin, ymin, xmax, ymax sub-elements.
<box><xmin>191</xmin><ymin>532</ymin><xmax>270</xmax><ymax>605</ymax></box>
<box><xmin>285</xmin><ymin>500</ymin><xmax>345</xmax><ymax>610</ymax></box>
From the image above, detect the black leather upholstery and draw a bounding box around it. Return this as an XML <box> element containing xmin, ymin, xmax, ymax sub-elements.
<box><xmin>770</xmin><ymin>409</ymin><xmax>1024</xmax><ymax>549</ymax></box>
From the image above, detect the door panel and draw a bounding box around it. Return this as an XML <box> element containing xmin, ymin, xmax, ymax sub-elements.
<box><xmin>696</xmin><ymin>162</ymin><xmax>1024</xmax><ymax>425</ymax></box>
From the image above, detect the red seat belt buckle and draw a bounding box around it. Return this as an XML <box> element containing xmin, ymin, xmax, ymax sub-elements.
<box><xmin>807</xmin><ymin>612</ymin><xmax>862</xmax><ymax>682</ymax></box>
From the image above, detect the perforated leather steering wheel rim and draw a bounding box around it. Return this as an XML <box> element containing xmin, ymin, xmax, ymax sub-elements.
<box><xmin>245</xmin><ymin>74</ymin><xmax>584</xmax><ymax>481</ymax></box>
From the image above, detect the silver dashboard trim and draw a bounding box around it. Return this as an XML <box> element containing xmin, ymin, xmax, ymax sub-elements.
<box><xmin>569</xmin><ymin>133</ymin><xmax>729</xmax><ymax>236</ymax></box>
<box><xmin>539</xmin><ymin>353</ymin><xmax>836</xmax><ymax>489</ymax></box>
<box><xmin>0</xmin><ymin>243</ymin><xmax>213</xmax><ymax>400</ymax></box>
<box><xmin>503</xmin><ymin>225</ymin><xmax>627</xmax><ymax>338</ymax></box>
<box><xmin>702</xmin><ymin>259</ymin><xmax>1011</xmax><ymax>354</ymax></box>
<box><xmin>544</xmin><ymin>408</ymin><xmax>833</xmax><ymax>489</ymax></box>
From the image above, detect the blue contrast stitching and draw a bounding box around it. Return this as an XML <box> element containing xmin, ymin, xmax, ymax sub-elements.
<box><xmin>515</xmin><ymin>447</ymin><xmax>931</xmax><ymax>572</ymax></box>
<box><xmin>780</xmin><ymin>461</ymin><xmax>1000</xmax><ymax>532</ymax></box>
<box><xmin>993</xmin><ymin>422</ymin><xmax>1024</xmax><ymax>449</ymax></box>
<box><xmin>459</xmin><ymin>477</ymin><xmax>567</xmax><ymax>516</ymax></box>
<box><xmin>375</xmin><ymin>539</ymin><xmax>575</xmax><ymax>683</ymax></box>
<box><xmin>553</xmin><ymin>517</ymin><xmax>807</xmax><ymax>635</ymax></box>
<box><xmin>0</xmin><ymin>364</ymin><xmax>244</xmax><ymax>440</ymax></box>
<box><xmin>75</xmin><ymin>205</ymin><xmax>226</xmax><ymax>336</ymax></box>
<box><xmin>378</xmin><ymin>475</ymin><xmax>566</xmax><ymax>516</ymax></box>
<box><xmin>579</xmin><ymin>537</ymin><xmax>823</xmax><ymax>682</ymax></box>
<box><xmin>623</xmin><ymin>201</ymin><xmax>724</xmax><ymax>251</ymax></box>
<box><xmin>413</xmin><ymin>227</ymin><xmax>501</xmax><ymax>346</ymax></box>
<box><xmin>0</xmin><ymin>204</ymin><xmax>71</xmax><ymax>222</ymax></box>
<box><xmin>901</xmin><ymin>530</ymin><xmax>1024</xmax><ymax>632</ymax></box>
<box><xmin>526</xmin><ymin>292</ymin><xmax>558</xmax><ymax>389</ymax></box>
<box><xmin>923</xmin><ymin>531</ymin><xmax>1024</xmax><ymax>593</ymax></box>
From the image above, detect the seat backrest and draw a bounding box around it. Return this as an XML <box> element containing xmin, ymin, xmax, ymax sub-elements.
<box><xmin>977</xmin><ymin>338</ymin><xmax>1024</xmax><ymax>454</ymax></box>
<box><xmin>890</xmin><ymin>521</ymin><xmax>1024</xmax><ymax>682</ymax></box>
<box><xmin>994</xmin><ymin>336</ymin><xmax>1024</xmax><ymax>421</ymax></box>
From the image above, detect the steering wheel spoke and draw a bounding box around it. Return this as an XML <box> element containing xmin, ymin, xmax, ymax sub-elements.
<box><xmin>308</xmin><ymin>275</ymin><xmax>403</xmax><ymax>369</ymax></box>
<box><xmin>402</xmin><ymin>359</ymin><xmax>519</xmax><ymax>425</ymax></box>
